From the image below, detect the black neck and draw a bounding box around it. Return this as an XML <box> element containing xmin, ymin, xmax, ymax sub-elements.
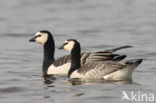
<box><xmin>68</xmin><ymin>42</ymin><xmax>81</xmax><ymax>78</ymax></box>
<box><xmin>42</xmin><ymin>34</ymin><xmax>55</xmax><ymax>75</ymax></box>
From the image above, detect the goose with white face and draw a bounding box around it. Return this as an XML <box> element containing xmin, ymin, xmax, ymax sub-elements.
<box><xmin>29</xmin><ymin>32</ymin><xmax>48</xmax><ymax>45</ymax></box>
<box><xmin>59</xmin><ymin>40</ymin><xmax>75</xmax><ymax>51</ymax></box>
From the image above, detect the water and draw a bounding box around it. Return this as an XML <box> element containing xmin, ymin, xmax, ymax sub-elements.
<box><xmin>0</xmin><ymin>0</ymin><xmax>156</xmax><ymax>103</ymax></box>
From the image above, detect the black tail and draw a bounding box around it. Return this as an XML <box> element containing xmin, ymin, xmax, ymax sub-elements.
<box><xmin>112</xmin><ymin>55</ymin><xmax>127</xmax><ymax>61</ymax></box>
<box><xmin>126</xmin><ymin>59</ymin><xmax>143</xmax><ymax>66</ymax></box>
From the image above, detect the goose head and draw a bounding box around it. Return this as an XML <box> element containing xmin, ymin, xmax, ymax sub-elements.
<box><xmin>29</xmin><ymin>30</ymin><xmax>55</xmax><ymax>75</ymax></box>
<box><xmin>59</xmin><ymin>39</ymin><xmax>81</xmax><ymax>78</ymax></box>
<box><xmin>29</xmin><ymin>30</ymin><xmax>53</xmax><ymax>45</ymax></box>
<box><xmin>59</xmin><ymin>39</ymin><xmax>80</xmax><ymax>52</ymax></box>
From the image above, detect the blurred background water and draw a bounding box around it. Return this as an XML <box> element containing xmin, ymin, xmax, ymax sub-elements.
<box><xmin>0</xmin><ymin>0</ymin><xmax>156</xmax><ymax>103</ymax></box>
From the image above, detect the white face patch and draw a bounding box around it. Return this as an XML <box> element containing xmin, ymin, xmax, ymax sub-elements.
<box><xmin>64</xmin><ymin>41</ymin><xmax>75</xmax><ymax>52</ymax></box>
<box><xmin>34</xmin><ymin>32</ymin><xmax>48</xmax><ymax>44</ymax></box>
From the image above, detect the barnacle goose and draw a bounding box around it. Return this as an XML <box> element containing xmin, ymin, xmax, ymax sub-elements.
<box><xmin>29</xmin><ymin>30</ymin><xmax>132</xmax><ymax>76</ymax></box>
<box><xmin>59</xmin><ymin>39</ymin><xmax>142</xmax><ymax>81</ymax></box>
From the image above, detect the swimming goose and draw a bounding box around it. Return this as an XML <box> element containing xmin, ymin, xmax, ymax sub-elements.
<box><xmin>59</xmin><ymin>39</ymin><xmax>142</xmax><ymax>81</ymax></box>
<box><xmin>29</xmin><ymin>30</ymin><xmax>132</xmax><ymax>76</ymax></box>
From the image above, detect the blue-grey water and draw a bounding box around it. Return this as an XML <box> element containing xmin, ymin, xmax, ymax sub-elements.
<box><xmin>0</xmin><ymin>0</ymin><xmax>156</xmax><ymax>103</ymax></box>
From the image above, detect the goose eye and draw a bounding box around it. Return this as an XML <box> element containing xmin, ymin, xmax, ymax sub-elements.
<box><xmin>37</xmin><ymin>35</ymin><xmax>41</xmax><ymax>37</ymax></box>
<box><xmin>63</xmin><ymin>43</ymin><xmax>68</xmax><ymax>46</ymax></box>
<box><xmin>35</xmin><ymin>35</ymin><xmax>41</xmax><ymax>38</ymax></box>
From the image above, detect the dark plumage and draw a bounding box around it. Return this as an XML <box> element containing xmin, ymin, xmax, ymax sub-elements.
<box><xmin>29</xmin><ymin>30</ymin><xmax>132</xmax><ymax>76</ymax></box>
<box><xmin>60</xmin><ymin>39</ymin><xmax>142</xmax><ymax>81</ymax></box>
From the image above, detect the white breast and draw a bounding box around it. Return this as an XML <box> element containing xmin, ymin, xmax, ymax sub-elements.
<box><xmin>47</xmin><ymin>63</ymin><xmax>71</xmax><ymax>75</ymax></box>
<box><xmin>70</xmin><ymin>70</ymin><xmax>81</xmax><ymax>78</ymax></box>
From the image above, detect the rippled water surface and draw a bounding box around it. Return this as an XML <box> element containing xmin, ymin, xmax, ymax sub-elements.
<box><xmin>0</xmin><ymin>0</ymin><xmax>156</xmax><ymax>103</ymax></box>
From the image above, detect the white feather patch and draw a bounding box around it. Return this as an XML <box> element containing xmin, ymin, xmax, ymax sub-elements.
<box><xmin>47</xmin><ymin>63</ymin><xmax>71</xmax><ymax>75</ymax></box>
<box><xmin>70</xmin><ymin>70</ymin><xmax>82</xmax><ymax>78</ymax></box>
<box><xmin>103</xmin><ymin>64</ymin><xmax>137</xmax><ymax>80</ymax></box>
<box><xmin>35</xmin><ymin>32</ymin><xmax>48</xmax><ymax>44</ymax></box>
<box><xmin>64</xmin><ymin>41</ymin><xmax>75</xmax><ymax>51</ymax></box>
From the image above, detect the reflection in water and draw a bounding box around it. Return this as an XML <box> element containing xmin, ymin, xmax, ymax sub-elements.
<box><xmin>42</xmin><ymin>73</ymin><xmax>138</xmax><ymax>86</ymax></box>
<box><xmin>97</xmin><ymin>80</ymin><xmax>133</xmax><ymax>85</ymax></box>
<box><xmin>43</xmin><ymin>74</ymin><xmax>135</xmax><ymax>86</ymax></box>
<box><xmin>43</xmin><ymin>74</ymin><xmax>56</xmax><ymax>84</ymax></box>
<box><xmin>0</xmin><ymin>87</ymin><xmax>23</xmax><ymax>93</ymax></box>
<box><xmin>67</xmin><ymin>93</ymin><xmax>85</xmax><ymax>97</ymax></box>
<box><xmin>67</xmin><ymin>78</ymin><xmax>134</xmax><ymax>86</ymax></box>
<box><xmin>68</xmin><ymin>78</ymin><xmax>86</xmax><ymax>86</ymax></box>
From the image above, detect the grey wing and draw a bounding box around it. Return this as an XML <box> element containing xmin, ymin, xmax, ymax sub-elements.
<box><xmin>78</xmin><ymin>61</ymin><xmax>126</xmax><ymax>76</ymax></box>
<box><xmin>81</xmin><ymin>45</ymin><xmax>132</xmax><ymax>65</ymax></box>
<box><xmin>53</xmin><ymin>55</ymin><xmax>71</xmax><ymax>67</ymax></box>
<box><xmin>80</xmin><ymin>52</ymin><xmax>121</xmax><ymax>65</ymax></box>
<box><xmin>53</xmin><ymin>53</ymin><xmax>93</xmax><ymax>67</ymax></box>
<box><xmin>53</xmin><ymin>52</ymin><xmax>118</xmax><ymax>67</ymax></box>
<box><xmin>52</xmin><ymin>52</ymin><xmax>106</xmax><ymax>67</ymax></box>
<box><xmin>98</xmin><ymin>61</ymin><xmax>126</xmax><ymax>76</ymax></box>
<box><xmin>53</xmin><ymin>45</ymin><xmax>131</xmax><ymax>67</ymax></box>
